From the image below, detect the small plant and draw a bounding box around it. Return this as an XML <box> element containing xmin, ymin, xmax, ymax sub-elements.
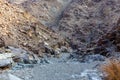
<box><xmin>101</xmin><ymin>59</ymin><xmax>120</xmax><ymax>80</ymax></box>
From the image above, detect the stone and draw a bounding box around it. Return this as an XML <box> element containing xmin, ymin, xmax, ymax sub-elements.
<box><xmin>60</xmin><ymin>46</ymin><xmax>69</xmax><ymax>52</ymax></box>
<box><xmin>8</xmin><ymin>74</ymin><xmax>23</xmax><ymax>80</ymax></box>
<box><xmin>45</xmin><ymin>46</ymin><xmax>55</xmax><ymax>55</ymax></box>
<box><xmin>0</xmin><ymin>53</ymin><xmax>13</xmax><ymax>60</ymax></box>
<box><xmin>0</xmin><ymin>38</ymin><xmax>5</xmax><ymax>47</ymax></box>
<box><xmin>0</xmin><ymin>53</ymin><xmax>14</xmax><ymax>68</ymax></box>
<box><xmin>80</xmin><ymin>69</ymin><xmax>103</xmax><ymax>80</ymax></box>
<box><xmin>83</xmin><ymin>54</ymin><xmax>106</xmax><ymax>62</ymax></box>
<box><xmin>5</xmin><ymin>46</ymin><xmax>39</xmax><ymax>64</ymax></box>
<box><xmin>0</xmin><ymin>59</ymin><xmax>13</xmax><ymax>68</ymax></box>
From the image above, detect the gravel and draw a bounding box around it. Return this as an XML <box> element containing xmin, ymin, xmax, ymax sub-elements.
<box><xmin>0</xmin><ymin>53</ymin><xmax>104</xmax><ymax>80</ymax></box>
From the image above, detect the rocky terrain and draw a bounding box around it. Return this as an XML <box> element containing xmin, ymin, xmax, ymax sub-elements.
<box><xmin>0</xmin><ymin>0</ymin><xmax>120</xmax><ymax>80</ymax></box>
<box><xmin>7</xmin><ymin>0</ymin><xmax>72</xmax><ymax>26</ymax></box>
<box><xmin>0</xmin><ymin>0</ymin><xmax>67</xmax><ymax>57</ymax></box>
<box><xmin>57</xmin><ymin>0</ymin><xmax>120</xmax><ymax>53</ymax></box>
<box><xmin>7</xmin><ymin>0</ymin><xmax>120</xmax><ymax>55</ymax></box>
<box><xmin>0</xmin><ymin>52</ymin><xmax>105</xmax><ymax>80</ymax></box>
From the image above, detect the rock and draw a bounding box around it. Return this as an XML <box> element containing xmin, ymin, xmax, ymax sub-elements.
<box><xmin>0</xmin><ymin>53</ymin><xmax>13</xmax><ymax>60</ymax></box>
<box><xmin>8</xmin><ymin>74</ymin><xmax>23</xmax><ymax>80</ymax></box>
<box><xmin>83</xmin><ymin>54</ymin><xmax>106</xmax><ymax>62</ymax></box>
<box><xmin>5</xmin><ymin>46</ymin><xmax>39</xmax><ymax>64</ymax></box>
<box><xmin>0</xmin><ymin>59</ymin><xmax>13</xmax><ymax>68</ymax></box>
<box><xmin>12</xmin><ymin>53</ymin><xmax>29</xmax><ymax>63</ymax></box>
<box><xmin>54</xmin><ymin>48</ymin><xmax>61</xmax><ymax>57</ymax></box>
<box><xmin>12</xmin><ymin>51</ymin><xmax>38</xmax><ymax>64</ymax></box>
<box><xmin>45</xmin><ymin>46</ymin><xmax>56</xmax><ymax>55</ymax></box>
<box><xmin>8</xmin><ymin>46</ymin><xmax>27</xmax><ymax>54</ymax></box>
<box><xmin>80</xmin><ymin>69</ymin><xmax>103</xmax><ymax>80</ymax></box>
<box><xmin>12</xmin><ymin>63</ymin><xmax>34</xmax><ymax>70</ymax></box>
<box><xmin>27</xmin><ymin>54</ymin><xmax>39</xmax><ymax>64</ymax></box>
<box><xmin>60</xmin><ymin>46</ymin><xmax>69</xmax><ymax>52</ymax></box>
<box><xmin>0</xmin><ymin>53</ymin><xmax>13</xmax><ymax>68</ymax></box>
<box><xmin>0</xmin><ymin>51</ymin><xmax>37</xmax><ymax>68</ymax></box>
<box><xmin>0</xmin><ymin>38</ymin><xmax>5</xmax><ymax>48</ymax></box>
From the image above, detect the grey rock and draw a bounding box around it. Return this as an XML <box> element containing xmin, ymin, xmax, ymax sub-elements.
<box><xmin>80</xmin><ymin>69</ymin><xmax>103</xmax><ymax>80</ymax></box>
<box><xmin>0</xmin><ymin>59</ymin><xmax>13</xmax><ymax>68</ymax></box>
<box><xmin>84</xmin><ymin>54</ymin><xmax>106</xmax><ymax>62</ymax></box>
<box><xmin>8</xmin><ymin>74</ymin><xmax>23</xmax><ymax>80</ymax></box>
<box><xmin>0</xmin><ymin>53</ymin><xmax>13</xmax><ymax>68</ymax></box>
<box><xmin>7</xmin><ymin>46</ymin><xmax>39</xmax><ymax>64</ymax></box>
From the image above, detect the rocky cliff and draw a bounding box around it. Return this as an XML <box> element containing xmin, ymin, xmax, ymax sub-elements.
<box><xmin>4</xmin><ymin>0</ymin><xmax>120</xmax><ymax>56</ymax></box>
<box><xmin>6</xmin><ymin>0</ymin><xmax>120</xmax><ymax>56</ymax></box>
<box><xmin>57</xmin><ymin>0</ymin><xmax>120</xmax><ymax>54</ymax></box>
<box><xmin>94</xmin><ymin>18</ymin><xmax>120</xmax><ymax>56</ymax></box>
<box><xmin>7</xmin><ymin>0</ymin><xmax>72</xmax><ymax>26</ymax></box>
<box><xmin>0</xmin><ymin>0</ymin><xmax>64</xmax><ymax>56</ymax></box>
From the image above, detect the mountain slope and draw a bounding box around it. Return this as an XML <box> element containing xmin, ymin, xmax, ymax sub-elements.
<box><xmin>57</xmin><ymin>0</ymin><xmax>120</xmax><ymax>52</ymax></box>
<box><xmin>7</xmin><ymin>0</ymin><xmax>72</xmax><ymax>26</ymax></box>
<box><xmin>0</xmin><ymin>0</ymin><xmax>63</xmax><ymax>56</ymax></box>
<box><xmin>94</xmin><ymin>19</ymin><xmax>120</xmax><ymax>56</ymax></box>
<box><xmin>6</xmin><ymin>0</ymin><xmax>120</xmax><ymax>56</ymax></box>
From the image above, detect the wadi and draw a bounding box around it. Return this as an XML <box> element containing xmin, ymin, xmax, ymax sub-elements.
<box><xmin>0</xmin><ymin>0</ymin><xmax>120</xmax><ymax>80</ymax></box>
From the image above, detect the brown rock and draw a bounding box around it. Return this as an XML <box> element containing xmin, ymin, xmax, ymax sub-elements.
<box><xmin>0</xmin><ymin>0</ymin><xmax>64</xmax><ymax>57</ymax></box>
<box><xmin>0</xmin><ymin>38</ymin><xmax>5</xmax><ymax>47</ymax></box>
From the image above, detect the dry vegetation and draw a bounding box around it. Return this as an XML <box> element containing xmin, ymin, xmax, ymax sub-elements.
<box><xmin>102</xmin><ymin>59</ymin><xmax>120</xmax><ymax>80</ymax></box>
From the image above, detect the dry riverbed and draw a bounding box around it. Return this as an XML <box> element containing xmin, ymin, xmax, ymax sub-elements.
<box><xmin>0</xmin><ymin>53</ymin><xmax>105</xmax><ymax>80</ymax></box>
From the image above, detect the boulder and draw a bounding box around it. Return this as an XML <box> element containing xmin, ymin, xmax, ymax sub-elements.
<box><xmin>0</xmin><ymin>59</ymin><xmax>13</xmax><ymax>68</ymax></box>
<box><xmin>8</xmin><ymin>74</ymin><xmax>23</xmax><ymax>80</ymax></box>
<box><xmin>0</xmin><ymin>53</ymin><xmax>13</xmax><ymax>68</ymax></box>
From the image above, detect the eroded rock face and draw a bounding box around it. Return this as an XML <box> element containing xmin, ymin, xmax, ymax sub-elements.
<box><xmin>5</xmin><ymin>0</ymin><xmax>120</xmax><ymax>57</ymax></box>
<box><xmin>7</xmin><ymin>0</ymin><xmax>72</xmax><ymax>26</ymax></box>
<box><xmin>94</xmin><ymin>19</ymin><xmax>120</xmax><ymax>56</ymax></box>
<box><xmin>57</xmin><ymin>0</ymin><xmax>120</xmax><ymax>53</ymax></box>
<box><xmin>0</xmin><ymin>0</ymin><xmax>63</xmax><ymax>56</ymax></box>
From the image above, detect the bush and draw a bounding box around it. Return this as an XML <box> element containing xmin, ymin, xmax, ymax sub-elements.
<box><xmin>102</xmin><ymin>59</ymin><xmax>120</xmax><ymax>80</ymax></box>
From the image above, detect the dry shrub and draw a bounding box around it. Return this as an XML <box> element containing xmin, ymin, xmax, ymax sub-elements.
<box><xmin>102</xmin><ymin>59</ymin><xmax>120</xmax><ymax>80</ymax></box>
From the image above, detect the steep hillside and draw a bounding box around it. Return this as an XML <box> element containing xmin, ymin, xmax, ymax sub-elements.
<box><xmin>0</xmin><ymin>0</ymin><xmax>63</xmax><ymax>56</ymax></box>
<box><xmin>7</xmin><ymin>0</ymin><xmax>72</xmax><ymax>26</ymax></box>
<box><xmin>94</xmin><ymin>19</ymin><xmax>120</xmax><ymax>56</ymax></box>
<box><xmin>8</xmin><ymin>0</ymin><xmax>120</xmax><ymax>55</ymax></box>
<box><xmin>6</xmin><ymin>0</ymin><xmax>120</xmax><ymax>56</ymax></box>
<box><xmin>57</xmin><ymin>0</ymin><xmax>120</xmax><ymax>53</ymax></box>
